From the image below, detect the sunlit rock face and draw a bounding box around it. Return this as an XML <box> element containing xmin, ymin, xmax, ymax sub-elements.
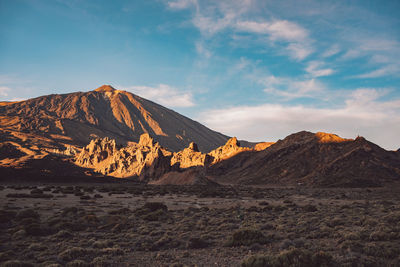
<box><xmin>75</xmin><ymin>133</ymin><xmax>173</xmax><ymax>179</ymax></box>
<box><xmin>74</xmin><ymin>133</ymin><xmax>261</xmax><ymax>183</ymax></box>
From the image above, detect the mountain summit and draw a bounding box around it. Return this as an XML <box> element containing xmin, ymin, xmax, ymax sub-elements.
<box><xmin>93</xmin><ymin>85</ymin><xmax>117</xmax><ymax>92</ymax></box>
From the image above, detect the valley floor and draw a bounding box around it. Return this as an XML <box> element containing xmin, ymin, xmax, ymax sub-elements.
<box><xmin>0</xmin><ymin>183</ymin><xmax>400</xmax><ymax>266</ymax></box>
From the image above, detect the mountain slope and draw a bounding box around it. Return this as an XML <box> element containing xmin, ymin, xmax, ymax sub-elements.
<box><xmin>0</xmin><ymin>85</ymin><xmax>228</xmax><ymax>152</ymax></box>
<box><xmin>207</xmin><ymin>131</ymin><xmax>400</xmax><ymax>187</ymax></box>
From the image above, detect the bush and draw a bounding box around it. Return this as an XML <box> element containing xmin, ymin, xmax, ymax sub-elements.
<box><xmin>16</xmin><ymin>209</ymin><xmax>40</xmax><ymax>220</ymax></box>
<box><xmin>24</xmin><ymin>223</ymin><xmax>50</xmax><ymax>236</ymax></box>
<box><xmin>58</xmin><ymin>247</ymin><xmax>91</xmax><ymax>261</ymax></box>
<box><xmin>1</xmin><ymin>260</ymin><xmax>34</xmax><ymax>267</ymax></box>
<box><xmin>92</xmin><ymin>240</ymin><xmax>113</xmax><ymax>249</ymax></box>
<box><xmin>54</xmin><ymin>230</ymin><xmax>73</xmax><ymax>239</ymax></box>
<box><xmin>241</xmin><ymin>248</ymin><xmax>334</xmax><ymax>267</ymax></box>
<box><xmin>226</xmin><ymin>228</ymin><xmax>267</xmax><ymax>247</ymax></box>
<box><xmin>303</xmin><ymin>205</ymin><xmax>318</xmax><ymax>212</ymax></box>
<box><xmin>0</xmin><ymin>210</ymin><xmax>16</xmax><ymax>223</ymax></box>
<box><xmin>142</xmin><ymin>202</ymin><xmax>168</xmax><ymax>212</ymax></box>
<box><xmin>187</xmin><ymin>237</ymin><xmax>210</xmax><ymax>249</ymax></box>
<box><xmin>135</xmin><ymin>202</ymin><xmax>169</xmax><ymax>221</ymax></box>
<box><xmin>66</xmin><ymin>260</ymin><xmax>89</xmax><ymax>267</ymax></box>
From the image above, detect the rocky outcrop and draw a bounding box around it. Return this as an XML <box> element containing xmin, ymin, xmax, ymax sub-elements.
<box><xmin>75</xmin><ymin>133</ymin><xmax>173</xmax><ymax>179</ymax></box>
<box><xmin>208</xmin><ymin>137</ymin><xmax>251</xmax><ymax>164</ymax></box>
<box><xmin>171</xmin><ymin>142</ymin><xmax>212</xmax><ymax>169</ymax></box>
<box><xmin>74</xmin><ymin>133</ymin><xmax>256</xmax><ymax>184</ymax></box>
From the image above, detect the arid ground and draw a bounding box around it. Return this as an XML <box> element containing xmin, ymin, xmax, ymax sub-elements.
<box><xmin>1</xmin><ymin>183</ymin><xmax>400</xmax><ymax>266</ymax></box>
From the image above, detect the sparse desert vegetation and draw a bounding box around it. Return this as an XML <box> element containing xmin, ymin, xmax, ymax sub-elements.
<box><xmin>0</xmin><ymin>183</ymin><xmax>400</xmax><ymax>266</ymax></box>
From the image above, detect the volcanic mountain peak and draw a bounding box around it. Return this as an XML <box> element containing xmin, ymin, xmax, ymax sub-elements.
<box><xmin>0</xmin><ymin>85</ymin><xmax>229</xmax><ymax>152</ymax></box>
<box><xmin>94</xmin><ymin>85</ymin><xmax>117</xmax><ymax>92</ymax></box>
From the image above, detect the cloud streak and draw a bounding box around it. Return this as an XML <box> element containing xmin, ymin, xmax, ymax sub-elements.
<box><xmin>122</xmin><ymin>84</ymin><xmax>195</xmax><ymax>108</ymax></box>
<box><xmin>258</xmin><ymin>75</ymin><xmax>326</xmax><ymax>100</ymax></box>
<box><xmin>0</xmin><ymin>86</ymin><xmax>10</xmax><ymax>97</ymax></box>
<box><xmin>306</xmin><ymin>61</ymin><xmax>335</xmax><ymax>77</ymax></box>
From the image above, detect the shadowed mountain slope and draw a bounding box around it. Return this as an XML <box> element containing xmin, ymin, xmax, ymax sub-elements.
<box><xmin>208</xmin><ymin>131</ymin><xmax>400</xmax><ymax>187</ymax></box>
<box><xmin>0</xmin><ymin>85</ymin><xmax>228</xmax><ymax>152</ymax></box>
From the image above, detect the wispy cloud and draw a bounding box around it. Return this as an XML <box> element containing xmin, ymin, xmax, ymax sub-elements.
<box><xmin>0</xmin><ymin>86</ymin><xmax>10</xmax><ymax>97</ymax></box>
<box><xmin>167</xmin><ymin>0</ymin><xmax>197</xmax><ymax>10</ymax></box>
<box><xmin>195</xmin><ymin>41</ymin><xmax>212</xmax><ymax>58</ymax></box>
<box><xmin>198</xmin><ymin>88</ymin><xmax>400</xmax><ymax>150</ymax></box>
<box><xmin>166</xmin><ymin>0</ymin><xmax>313</xmax><ymax>61</ymax></box>
<box><xmin>353</xmin><ymin>65</ymin><xmax>400</xmax><ymax>79</ymax></box>
<box><xmin>322</xmin><ymin>44</ymin><xmax>340</xmax><ymax>58</ymax></box>
<box><xmin>235</xmin><ymin>20</ymin><xmax>308</xmax><ymax>41</ymax></box>
<box><xmin>122</xmin><ymin>84</ymin><xmax>195</xmax><ymax>108</ymax></box>
<box><xmin>306</xmin><ymin>61</ymin><xmax>335</xmax><ymax>77</ymax></box>
<box><xmin>341</xmin><ymin>37</ymin><xmax>400</xmax><ymax>78</ymax></box>
<box><xmin>236</xmin><ymin>19</ymin><xmax>313</xmax><ymax>60</ymax></box>
<box><xmin>258</xmin><ymin>74</ymin><xmax>325</xmax><ymax>100</ymax></box>
<box><xmin>286</xmin><ymin>43</ymin><xmax>313</xmax><ymax>61</ymax></box>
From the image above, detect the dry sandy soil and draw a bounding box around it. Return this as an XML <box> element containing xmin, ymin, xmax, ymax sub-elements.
<box><xmin>1</xmin><ymin>183</ymin><xmax>400</xmax><ymax>266</ymax></box>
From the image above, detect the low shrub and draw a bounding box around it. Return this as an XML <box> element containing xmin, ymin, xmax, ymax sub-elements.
<box><xmin>226</xmin><ymin>228</ymin><xmax>267</xmax><ymax>247</ymax></box>
<box><xmin>1</xmin><ymin>260</ymin><xmax>35</xmax><ymax>267</ymax></box>
<box><xmin>187</xmin><ymin>237</ymin><xmax>210</xmax><ymax>249</ymax></box>
<box><xmin>0</xmin><ymin>210</ymin><xmax>16</xmax><ymax>223</ymax></box>
<box><xmin>241</xmin><ymin>248</ymin><xmax>334</xmax><ymax>267</ymax></box>
<box><xmin>58</xmin><ymin>247</ymin><xmax>92</xmax><ymax>261</ymax></box>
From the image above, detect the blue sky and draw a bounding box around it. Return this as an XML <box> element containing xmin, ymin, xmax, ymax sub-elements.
<box><xmin>1</xmin><ymin>0</ymin><xmax>400</xmax><ymax>149</ymax></box>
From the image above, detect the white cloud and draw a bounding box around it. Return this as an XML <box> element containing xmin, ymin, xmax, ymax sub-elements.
<box><xmin>123</xmin><ymin>84</ymin><xmax>195</xmax><ymax>108</ymax></box>
<box><xmin>261</xmin><ymin>75</ymin><xmax>325</xmax><ymax>99</ymax></box>
<box><xmin>193</xmin><ymin>12</ymin><xmax>235</xmax><ymax>36</ymax></box>
<box><xmin>235</xmin><ymin>20</ymin><xmax>308</xmax><ymax>42</ymax></box>
<box><xmin>195</xmin><ymin>41</ymin><xmax>212</xmax><ymax>58</ymax></box>
<box><xmin>322</xmin><ymin>45</ymin><xmax>340</xmax><ymax>58</ymax></box>
<box><xmin>286</xmin><ymin>43</ymin><xmax>313</xmax><ymax>61</ymax></box>
<box><xmin>167</xmin><ymin>0</ymin><xmax>197</xmax><ymax>10</ymax></box>
<box><xmin>354</xmin><ymin>65</ymin><xmax>400</xmax><ymax>78</ymax></box>
<box><xmin>340</xmin><ymin>36</ymin><xmax>400</xmax><ymax>77</ymax></box>
<box><xmin>0</xmin><ymin>86</ymin><xmax>10</xmax><ymax>97</ymax></box>
<box><xmin>306</xmin><ymin>61</ymin><xmax>335</xmax><ymax>77</ymax></box>
<box><xmin>262</xmin><ymin>20</ymin><xmax>308</xmax><ymax>41</ymax></box>
<box><xmin>235</xmin><ymin>19</ymin><xmax>313</xmax><ymax>60</ymax></box>
<box><xmin>197</xmin><ymin>88</ymin><xmax>400</xmax><ymax>150</ymax></box>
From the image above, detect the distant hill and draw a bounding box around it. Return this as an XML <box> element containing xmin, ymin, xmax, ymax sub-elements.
<box><xmin>208</xmin><ymin>131</ymin><xmax>400</xmax><ymax>187</ymax></box>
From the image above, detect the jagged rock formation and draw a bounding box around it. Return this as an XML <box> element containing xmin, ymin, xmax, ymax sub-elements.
<box><xmin>74</xmin><ymin>133</ymin><xmax>267</xmax><ymax>184</ymax></box>
<box><xmin>171</xmin><ymin>142</ymin><xmax>212</xmax><ymax>169</ymax></box>
<box><xmin>208</xmin><ymin>131</ymin><xmax>400</xmax><ymax>187</ymax></box>
<box><xmin>75</xmin><ymin>133</ymin><xmax>173</xmax><ymax>180</ymax></box>
<box><xmin>0</xmin><ymin>85</ymin><xmax>228</xmax><ymax>153</ymax></box>
<box><xmin>208</xmin><ymin>137</ymin><xmax>251</xmax><ymax>164</ymax></box>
